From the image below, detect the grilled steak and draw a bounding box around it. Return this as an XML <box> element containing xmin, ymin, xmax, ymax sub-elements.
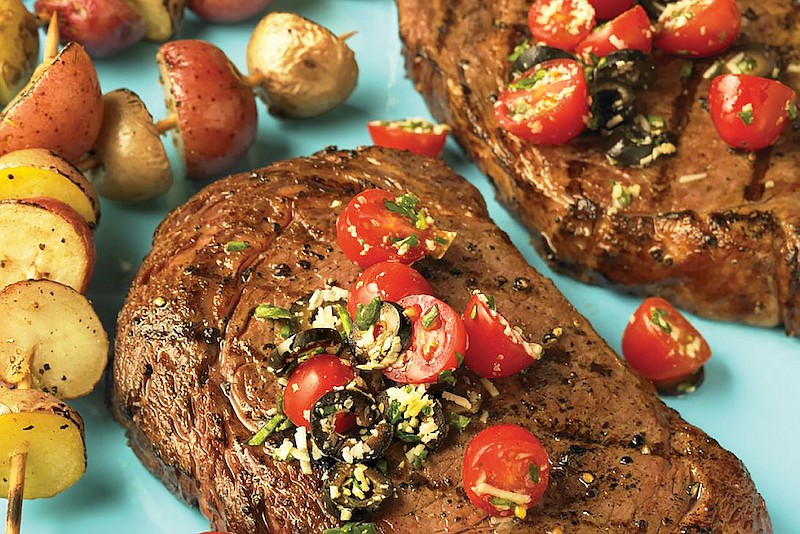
<box><xmin>396</xmin><ymin>0</ymin><xmax>800</xmax><ymax>335</ymax></box>
<box><xmin>112</xmin><ymin>146</ymin><xmax>770</xmax><ymax>533</ymax></box>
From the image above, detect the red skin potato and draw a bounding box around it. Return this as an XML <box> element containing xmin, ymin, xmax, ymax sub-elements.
<box><xmin>187</xmin><ymin>0</ymin><xmax>273</xmax><ymax>23</ymax></box>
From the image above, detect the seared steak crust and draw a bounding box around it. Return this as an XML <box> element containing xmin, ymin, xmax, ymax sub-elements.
<box><xmin>396</xmin><ymin>0</ymin><xmax>800</xmax><ymax>334</ymax></box>
<box><xmin>112</xmin><ymin>147</ymin><xmax>770</xmax><ymax>533</ymax></box>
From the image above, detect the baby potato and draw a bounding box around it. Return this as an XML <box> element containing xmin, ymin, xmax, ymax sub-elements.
<box><xmin>87</xmin><ymin>89</ymin><xmax>172</xmax><ymax>202</ymax></box>
<box><xmin>127</xmin><ymin>0</ymin><xmax>186</xmax><ymax>42</ymax></box>
<box><xmin>0</xmin><ymin>279</ymin><xmax>108</xmax><ymax>399</ymax></box>
<box><xmin>0</xmin><ymin>387</ymin><xmax>86</xmax><ymax>499</ymax></box>
<box><xmin>246</xmin><ymin>12</ymin><xmax>359</xmax><ymax>118</ymax></box>
<box><xmin>0</xmin><ymin>42</ymin><xmax>103</xmax><ymax>164</ymax></box>
<box><xmin>0</xmin><ymin>148</ymin><xmax>100</xmax><ymax>226</ymax></box>
<box><xmin>0</xmin><ymin>0</ymin><xmax>39</xmax><ymax>106</ymax></box>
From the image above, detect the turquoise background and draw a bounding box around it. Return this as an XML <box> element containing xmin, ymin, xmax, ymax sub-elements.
<box><xmin>10</xmin><ymin>0</ymin><xmax>799</xmax><ymax>532</ymax></box>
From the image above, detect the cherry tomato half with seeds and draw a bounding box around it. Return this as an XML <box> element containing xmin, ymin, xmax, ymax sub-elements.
<box><xmin>588</xmin><ymin>0</ymin><xmax>634</xmax><ymax>21</ymax></box>
<box><xmin>347</xmin><ymin>261</ymin><xmax>433</xmax><ymax>317</ymax></box>
<box><xmin>708</xmin><ymin>74</ymin><xmax>797</xmax><ymax>151</ymax></box>
<box><xmin>368</xmin><ymin>119</ymin><xmax>450</xmax><ymax>158</ymax></box>
<box><xmin>655</xmin><ymin>0</ymin><xmax>740</xmax><ymax>58</ymax></box>
<box><xmin>382</xmin><ymin>294</ymin><xmax>467</xmax><ymax>384</ymax></box>
<box><xmin>494</xmin><ymin>59</ymin><xmax>590</xmax><ymax>145</ymax></box>
<box><xmin>283</xmin><ymin>354</ymin><xmax>356</xmax><ymax>431</ymax></box>
<box><xmin>463</xmin><ymin>424</ymin><xmax>550</xmax><ymax>517</ymax></box>
<box><xmin>528</xmin><ymin>0</ymin><xmax>596</xmax><ymax>52</ymax></box>
<box><xmin>462</xmin><ymin>291</ymin><xmax>542</xmax><ymax>378</ymax></box>
<box><xmin>575</xmin><ymin>5</ymin><xmax>652</xmax><ymax>61</ymax></box>
<box><xmin>621</xmin><ymin>297</ymin><xmax>711</xmax><ymax>389</ymax></box>
<box><xmin>335</xmin><ymin>189</ymin><xmax>456</xmax><ymax>268</ymax></box>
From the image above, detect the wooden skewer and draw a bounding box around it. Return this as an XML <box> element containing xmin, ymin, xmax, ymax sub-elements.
<box><xmin>243</xmin><ymin>71</ymin><xmax>265</xmax><ymax>88</ymax></box>
<box><xmin>154</xmin><ymin>115</ymin><xmax>179</xmax><ymax>135</ymax></box>
<box><xmin>5</xmin><ymin>376</ymin><xmax>31</xmax><ymax>534</ymax></box>
<box><xmin>339</xmin><ymin>30</ymin><xmax>358</xmax><ymax>41</ymax></box>
<box><xmin>43</xmin><ymin>12</ymin><xmax>60</xmax><ymax>63</ymax></box>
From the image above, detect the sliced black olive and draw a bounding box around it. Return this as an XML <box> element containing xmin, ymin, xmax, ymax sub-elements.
<box><xmin>587</xmin><ymin>80</ymin><xmax>636</xmax><ymax>132</ymax></box>
<box><xmin>378</xmin><ymin>385</ymin><xmax>448</xmax><ymax>451</ymax></box>
<box><xmin>654</xmin><ymin>367</ymin><xmax>705</xmax><ymax>396</ymax></box>
<box><xmin>310</xmin><ymin>389</ymin><xmax>394</xmax><ymax>463</ymax></box>
<box><xmin>594</xmin><ymin>50</ymin><xmax>656</xmax><ymax>90</ymax></box>
<box><xmin>717</xmin><ymin>45</ymin><xmax>779</xmax><ymax>79</ymax></box>
<box><xmin>323</xmin><ymin>462</ymin><xmax>393</xmax><ymax>521</ymax></box>
<box><xmin>268</xmin><ymin>328</ymin><xmax>345</xmax><ymax>375</ymax></box>
<box><xmin>605</xmin><ymin>122</ymin><xmax>677</xmax><ymax>168</ymax></box>
<box><xmin>639</xmin><ymin>0</ymin><xmax>678</xmax><ymax>19</ymax></box>
<box><xmin>350</xmin><ymin>301</ymin><xmax>412</xmax><ymax>370</ymax></box>
<box><xmin>513</xmin><ymin>45</ymin><xmax>574</xmax><ymax>74</ymax></box>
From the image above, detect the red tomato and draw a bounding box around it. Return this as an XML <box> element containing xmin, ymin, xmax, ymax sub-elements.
<box><xmin>528</xmin><ymin>0</ymin><xmax>596</xmax><ymax>51</ymax></box>
<box><xmin>383</xmin><ymin>294</ymin><xmax>467</xmax><ymax>384</ymax></box>
<box><xmin>462</xmin><ymin>292</ymin><xmax>542</xmax><ymax>378</ymax></box>
<box><xmin>575</xmin><ymin>5</ymin><xmax>652</xmax><ymax>61</ymax></box>
<box><xmin>463</xmin><ymin>424</ymin><xmax>550</xmax><ymax>517</ymax></box>
<box><xmin>335</xmin><ymin>189</ymin><xmax>456</xmax><ymax>268</ymax></box>
<box><xmin>654</xmin><ymin>0</ymin><xmax>740</xmax><ymax>58</ymax></box>
<box><xmin>367</xmin><ymin>119</ymin><xmax>450</xmax><ymax>158</ymax></box>
<box><xmin>621</xmin><ymin>297</ymin><xmax>711</xmax><ymax>385</ymax></box>
<box><xmin>588</xmin><ymin>0</ymin><xmax>634</xmax><ymax>21</ymax></box>
<box><xmin>283</xmin><ymin>355</ymin><xmax>356</xmax><ymax>430</ymax></box>
<box><xmin>494</xmin><ymin>59</ymin><xmax>590</xmax><ymax>145</ymax></box>
<box><xmin>708</xmin><ymin>74</ymin><xmax>797</xmax><ymax>151</ymax></box>
<box><xmin>347</xmin><ymin>261</ymin><xmax>433</xmax><ymax>317</ymax></box>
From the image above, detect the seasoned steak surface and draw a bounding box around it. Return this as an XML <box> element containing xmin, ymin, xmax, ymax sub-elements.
<box><xmin>396</xmin><ymin>0</ymin><xmax>800</xmax><ymax>334</ymax></box>
<box><xmin>112</xmin><ymin>147</ymin><xmax>770</xmax><ymax>533</ymax></box>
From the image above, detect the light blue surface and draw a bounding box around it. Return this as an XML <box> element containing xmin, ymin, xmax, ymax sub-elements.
<box><xmin>9</xmin><ymin>1</ymin><xmax>799</xmax><ymax>532</ymax></box>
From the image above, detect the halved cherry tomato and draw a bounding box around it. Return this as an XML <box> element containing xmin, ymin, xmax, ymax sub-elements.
<box><xmin>588</xmin><ymin>0</ymin><xmax>634</xmax><ymax>21</ymax></box>
<box><xmin>654</xmin><ymin>0</ymin><xmax>740</xmax><ymax>58</ymax></box>
<box><xmin>463</xmin><ymin>424</ymin><xmax>550</xmax><ymax>517</ymax></box>
<box><xmin>283</xmin><ymin>354</ymin><xmax>356</xmax><ymax>430</ymax></box>
<box><xmin>347</xmin><ymin>261</ymin><xmax>433</xmax><ymax>317</ymax></box>
<box><xmin>335</xmin><ymin>189</ymin><xmax>456</xmax><ymax>268</ymax></box>
<box><xmin>367</xmin><ymin>118</ymin><xmax>450</xmax><ymax>158</ymax></box>
<box><xmin>462</xmin><ymin>291</ymin><xmax>542</xmax><ymax>378</ymax></box>
<box><xmin>494</xmin><ymin>59</ymin><xmax>590</xmax><ymax>145</ymax></box>
<box><xmin>575</xmin><ymin>5</ymin><xmax>652</xmax><ymax>61</ymax></box>
<box><xmin>382</xmin><ymin>294</ymin><xmax>467</xmax><ymax>384</ymax></box>
<box><xmin>621</xmin><ymin>297</ymin><xmax>711</xmax><ymax>389</ymax></box>
<box><xmin>708</xmin><ymin>74</ymin><xmax>797</xmax><ymax>151</ymax></box>
<box><xmin>528</xmin><ymin>0</ymin><xmax>596</xmax><ymax>51</ymax></box>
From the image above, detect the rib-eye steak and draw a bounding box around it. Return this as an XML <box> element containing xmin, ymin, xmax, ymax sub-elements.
<box><xmin>396</xmin><ymin>0</ymin><xmax>800</xmax><ymax>335</ymax></box>
<box><xmin>112</xmin><ymin>146</ymin><xmax>769</xmax><ymax>533</ymax></box>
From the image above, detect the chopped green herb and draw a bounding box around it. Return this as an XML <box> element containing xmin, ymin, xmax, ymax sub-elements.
<box><xmin>279</xmin><ymin>324</ymin><xmax>293</xmax><ymax>339</ymax></box>
<box><xmin>437</xmin><ymin>369</ymin><xmax>456</xmax><ymax>386</ymax></box>
<box><xmin>456</xmin><ymin>351</ymin><xmax>465</xmax><ymax>366</ymax></box>
<box><xmin>355</xmin><ymin>297</ymin><xmax>381</xmax><ymax>330</ymax></box>
<box><xmin>647</xmin><ymin>115</ymin><xmax>665</xmax><ymax>130</ymax></box>
<box><xmin>508</xmin><ymin>40</ymin><xmax>530</xmax><ymax>63</ymax></box>
<box><xmin>650</xmin><ymin>308</ymin><xmax>673</xmax><ymax>334</ymax></box>
<box><xmin>787</xmin><ymin>100</ymin><xmax>797</xmax><ymax>121</ymax></box>
<box><xmin>433</xmin><ymin>235</ymin><xmax>450</xmax><ymax>245</ymax></box>
<box><xmin>384</xmin><ymin>193</ymin><xmax>421</xmax><ymax>225</ymax></box>
<box><xmin>254</xmin><ymin>304</ymin><xmax>293</xmax><ymax>321</ymax></box>
<box><xmin>324</xmin><ymin>522</ymin><xmax>379</xmax><ymax>534</ymax></box>
<box><xmin>738</xmin><ymin>108</ymin><xmax>754</xmax><ymax>126</ymax></box>
<box><xmin>412</xmin><ymin>448</ymin><xmax>429</xmax><ymax>469</ymax></box>
<box><xmin>386</xmin><ymin>399</ymin><xmax>402</xmax><ymax>424</ymax></box>
<box><xmin>487</xmin><ymin>294</ymin><xmax>496</xmax><ymax>310</ymax></box>
<box><xmin>225</xmin><ymin>240</ymin><xmax>250</xmax><ymax>252</ymax></box>
<box><xmin>509</xmin><ymin>68</ymin><xmax>547</xmax><ymax>91</ymax></box>
<box><xmin>247</xmin><ymin>414</ymin><xmax>289</xmax><ymax>446</ymax></box>
<box><xmin>680</xmin><ymin>60</ymin><xmax>694</xmax><ymax>79</ymax></box>
<box><xmin>397</xmin><ymin>430</ymin><xmax>422</xmax><ymax>444</ymax></box>
<box><xmin>529</xmin><ymin>463</ymin><xmax>541</xmax><ymax>484</ymax></box>
<box><xmin>421</xmin><ymin>304</ymin><xmax>440</xmax><ymax>329</ymax></box>
<box><xmin>336</xmin><ymin>304</ymin><xmax>354</xmax><ymax>338</ymax></box>
<box><xmin>390</xmin><ymin>234</ymin><xmax>420</xmax><ymax>251</ymax></box>
<box><xmin>469</xmin><ymin>304</ymin><xmax>478</xmax><ymax>320</ymax></box>
<box><xmin>490</xmin><ymin>497</ymin><xmax>517</xmax><ymax>508</ymax></box>
<box><xmin>374</xmin><ymin>459</ymin><xmax>388</xmax><ymax>475</ymax></box>
<box><xmin>737</xmin><ymin>56</ymin><xmax>757</xmax><ymax>74</ymax></box>
<box><xmin>449</xmin><ymin>413</ymin><xmax>472</xmax><ymax>432</ymax></box>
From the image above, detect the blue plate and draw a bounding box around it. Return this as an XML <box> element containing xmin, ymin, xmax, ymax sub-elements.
<box><xmin>11</xmin><ymin>1</ymin><xmax>799</xmax><ymax>532</ymax></box>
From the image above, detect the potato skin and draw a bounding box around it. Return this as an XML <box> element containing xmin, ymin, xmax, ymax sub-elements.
<box><xmin>127</xmin><ymin>0</ymin><xmax>187</xmax><ymax>42</ymax></box>
<box><xmin>0</xmin><ymin>42</ymin><xmax>104</xmax><ymax>164</ymax></box>
<box><xmin>246</xmin><ymin>12</ymin><xmax>359</xmax><ymax>118</ymax></box>
<box><xmin>158</xmin><ymin>40</ymin><xmax>257</xmax><ymax>180</ymax></box>
<box><xmin>0</xmin><ymin>0</ymin><xmax>40</xmax><ymax>106</ymax></box>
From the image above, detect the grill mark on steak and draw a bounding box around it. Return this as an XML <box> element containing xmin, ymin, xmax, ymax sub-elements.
<box><xmin>397</xmin><ymin>0</ymin><xmax>800</xmax><ymax>334</ymax></box>
<box><xmin>113</xmin><ymin>147</ymin><xmax>770</xmax><ymax>533</ymax></box>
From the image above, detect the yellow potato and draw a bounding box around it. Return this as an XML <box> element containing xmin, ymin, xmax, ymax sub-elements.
<box><xmin>88</xmin><ymin>89</ymin><xmax>171</xmax><ymax>202</ymax></box>
<box><xmin>0</xmin><ymin>0</ymin><xmax>39</xmax><ymax>106</ymax></box>
<box><xmin>127</xmin><ymin>0</ymin><xmax>187</xmax><ymax>41</ymax></box>
<box><xmin>0</xmin><ymin>42</ymin><xmax>103</xmax><ymax>164</ymax></box>
<box><xmin>0</xmin><ymin>387</ymin><xmax>86</xmax><ymax>499</ymax></box>
<box><xmin>0</xmin><ymin>279</ymin><xmax>108</xmax><ymax>399</ymax></box>
<box><xmin>0</xmin><ymin>148</ymin><xmax>100</xmax><ymax>227</ymax></box>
